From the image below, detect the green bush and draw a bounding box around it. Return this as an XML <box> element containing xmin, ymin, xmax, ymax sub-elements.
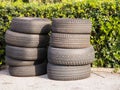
<box><xmin>0</xmin><ymin>0</ymin><xmax>120</xmax><ymax>69</ymax></box>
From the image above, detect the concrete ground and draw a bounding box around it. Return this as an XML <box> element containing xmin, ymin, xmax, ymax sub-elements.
<box><xmin>0</xmin><ymin>68</ymin><xmax>120</xmax><ymax>90</ymax></box>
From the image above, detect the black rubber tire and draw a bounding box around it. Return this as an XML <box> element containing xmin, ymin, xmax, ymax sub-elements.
<box><xmin>47</xmin><ymin>63</ymin><xmax>91</xmax><ymax>81</ymax></box>
<box><xmin>5</xmin><ymin>56</ymin><xmax>45</xmax><ymax>66</ymax></box>
<box><xmin>5</xmin><ymin>30</ymin><xmax>49</xmax><ymax>48</ymax></box>
<box><xmin>52</xmin><ymin>18</ymin><xmax>92</xmax><ymax>34</ymax></box>
<box><xmin>6</xmin><ymin>45</ymin><xmax>47</xmax><ymax>60</ymax></box>
<box><xmin>9</xmin><ymin>63</ymin><xmax>47</xmax><ymax>77</ymax></box>
<box><xmin>50</xmin><ymin>33</ymin><xmax>90</xmax><ymax>48</ymax></box>
<box><xmin>10</xmin><ymin>17</ymin><xmax>51</xmax><ymax>34</ymax></box>
<box><xmin>48</xmin><ymin>46</ymin><xmax>95</xmax><ymax>65</ymax></box>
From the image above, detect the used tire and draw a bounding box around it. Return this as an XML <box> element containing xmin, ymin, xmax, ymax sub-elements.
<box><xmin>9</xmin><ymin>63</ymin><xmax>47</xmax><ymax>77</ymax></box>
<box><xmin>47</xmin><ymin>63</ymin><xmax>91</xmax><ymax>80</ymax></box>
<box><xmin>52</xmin><ymin>18</ymin><xmax>92</xmax><ymax>34</ymax></box>
<box><xmin>6</xmin><ymin>45</ymin><xmax>47</xmax><ymax>60</ymax></box>
<box><xmin>50</xmin><ymin>33</ymin><xmax>90</xmax><ymax>48</ymax></box>
<box><xmin>5</xmin><ymin>30</ymin><xmax>49</xmax><ymax>48</ymax></box>
<box><xmin>5</xmin><ymin>56</ymin><xmax>44</xmax><ymax>66</ymax></box>
<box><xmin>10</xmin><ymin>17</ymin><xmax>51</xmax><ymax>34</ymax></box>
<box><xmin>48</xmin><ymin>46</ymin><xmax>95</xmax><ymax>65</ymax></box>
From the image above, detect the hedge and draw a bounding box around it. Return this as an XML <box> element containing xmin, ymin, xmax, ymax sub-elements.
<box><xmin>0</xmin><ymin>0</ymin><xmax>120</xmax><ymax>70</ymax></box>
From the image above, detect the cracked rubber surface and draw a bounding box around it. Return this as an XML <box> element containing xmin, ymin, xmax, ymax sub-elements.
<box><xmin>10</xmin><ymin>17</ymin><xmax>51</xmax><ymax>34</ymax></box>
<box><xmin>5</xmin><ymin>30</ymin><xmax>49</xmax><ymax>48</ymax></box>
<box><xmin>48</xmin><ymin>46</ymin><xmax>95</xmax><ymax>65</ymax></box>
<box><xmin>52</xmin><ymin>18</ymin><xmax>92</xmax><ymax>34</ymax></box>
<box><xmin>50</xmin><ymin>33</ymin><xmax>90</xmax><ymax>48</ymax></box>
<box><xmin>9</xmin><ymin>63</ymin><xmax>47</xmax><ymax>77</ymax></box>
<box><xmin>5</xmin><ymin>56</ymin><xmax>44</xmax><ymax>66</ymax></box>
<box><xmin>47</xmin><ymin>63</ymin><xmax>91</xmax><ymax>81</ymax></box>
<box><xmin>6</xmin><ymin>45</ymin><xmax>47</xmax><ymax>60</ymax></box>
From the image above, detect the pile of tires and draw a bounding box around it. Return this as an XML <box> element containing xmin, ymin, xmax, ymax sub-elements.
<box><xmin>5</xmin><ymin>17</ymin><xmax>51</xmax><ymax>77</ymax></box>
<box><xmin>47</xmin><ymin>18</ymin><xmax>95</xmax><ymax>80</ymax></box>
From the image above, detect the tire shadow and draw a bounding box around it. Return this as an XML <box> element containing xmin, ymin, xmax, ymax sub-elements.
<box><xmin>0</xmin><ymin>68</ymin><xmax>10</xmax><ymax>76</ymax></box>
<box><xmin>40</xmin><ymin>74</ymin><xmax>48</xmax><ymax>79</ymax></box>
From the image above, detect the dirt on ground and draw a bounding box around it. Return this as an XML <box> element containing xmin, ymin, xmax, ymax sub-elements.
<box><xmin>0</xmin><ymin>69</ymin><xmax>120</xmax><ymax>90</ymax></box>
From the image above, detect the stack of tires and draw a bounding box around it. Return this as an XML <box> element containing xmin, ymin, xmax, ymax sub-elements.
<box><xmin>47</xmin><ymin>18</ymin><xmax>95</xmax><ymax>80</ymax></box>
<box><xmin>5</xmin><ymin>17</ymin><xmax>51</xmax><ymax>77</ymax></box>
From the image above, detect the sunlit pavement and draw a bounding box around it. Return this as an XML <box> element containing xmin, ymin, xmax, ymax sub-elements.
<box><xmin>0</xmin><ymin>68</ymin><xmax>120</xmax><ymax>90</ymax></box>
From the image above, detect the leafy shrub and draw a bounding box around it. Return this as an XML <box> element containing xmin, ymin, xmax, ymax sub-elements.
<box><xmin>0</xmin><ymin>0</ymin><xmax>120</xmax><ymax>69</ymax></box>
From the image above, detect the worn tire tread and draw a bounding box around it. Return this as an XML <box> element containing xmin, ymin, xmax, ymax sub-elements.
<box><xmin>47</xmin><ymin>63</ymin><xmax>91</xmax><ymax>80</ymax></box>
<box><xmin>48</xmin><ymin>46</ymin><xmax>94</xmax><ymax>65</ymax></box>
<box><xmin>9</xmin><ymin>63</ymin><xmax>47</xmax><ymax>77</ymax></box>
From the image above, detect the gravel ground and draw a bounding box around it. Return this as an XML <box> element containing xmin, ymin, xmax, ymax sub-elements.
<box><xmin>0</xmin><ymin>69</ymin><xmax>120</xmax><ymax>90</ymax></box>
